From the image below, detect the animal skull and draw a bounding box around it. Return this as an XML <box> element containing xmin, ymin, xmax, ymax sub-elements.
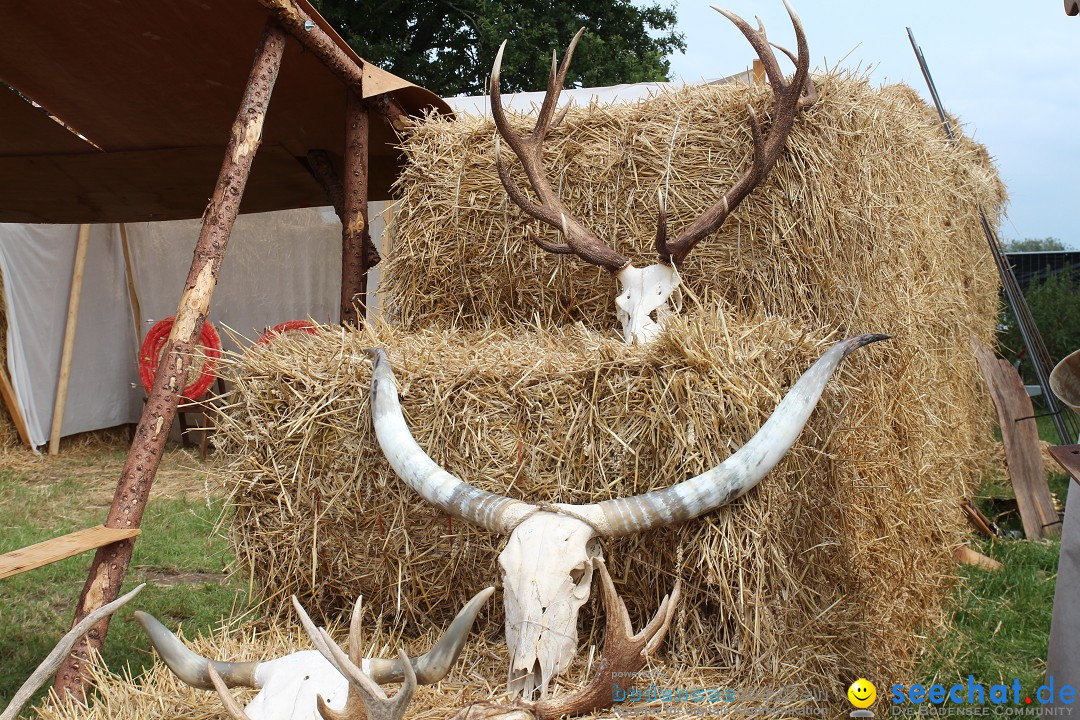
<box><xmin>367</xmin><ymin>333</ymin><xmax>888</xmax><ymax>698</ymax></box>
<box><xmin>499</xmin><ymin>513</ymin><xmax>603</xmax><ymax>698</ymax></box>
<box><xmin>614</xmin><ymin>263</ymin><xmax>681</xmax><ymax>345</ymax></box>
<box><xmin>137</xmin><ymin>587</ymin><xmax>493</xmax><ymax>720</ymax></box>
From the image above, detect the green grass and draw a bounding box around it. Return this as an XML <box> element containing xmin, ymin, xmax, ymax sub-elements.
<box><xmin>0</xmin><ymin>467</ymin><xmax>246</xmax><ymax>712</ymax></box>
<box><xmin>915</xmin><ymin>472</ymin><xmax>1069</xmax><ymax>695</ymax></box>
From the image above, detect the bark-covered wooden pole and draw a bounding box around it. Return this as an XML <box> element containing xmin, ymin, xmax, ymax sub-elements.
<box><xmin>52</xmin><ymin>22</ymin><xmax>287</xmax><ymax>700</ymax></box>
<box><xmin>340</xmin><ymin>93</ymin><xmax>371</xmax><ymax>325</ymax></box>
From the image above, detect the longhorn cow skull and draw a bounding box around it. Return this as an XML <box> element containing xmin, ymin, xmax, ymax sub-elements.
<box><xmin>367</xmin><ymin>332</ymin><xmax>888</xmax><ymax>698</ymax></box>
<box><xmin>136</xmin><ymin>587</ymin><xmax>493</xmax><ymax>720</ymax></box>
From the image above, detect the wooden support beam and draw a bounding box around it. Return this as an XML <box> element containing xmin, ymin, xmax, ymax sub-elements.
<box><xmin>0</xmin><ymin>526</ymin><xmax>141</xmax><ymax>581</ymax></box>
<box><xmin>340</xmin><ymin>94</ymin><xmax>372</xmax><ymax>325</ymax></box>
<box><xmin>257</xmin><ymin>0</ymin><xmax>413</xmax><ymax>130</ymax></box>
<box><xmin>48</xmin><ymin>223</ymin><xmax>90</xmax><ymax>455</ymax></box>
<box><xmin>306</xmin><ymin>149</ymin><xmax>345</xmax><ymax>216</ymax></box>
<box><xmin>52</xmin><ymin>21</ymin><xmax>287</xmax><ymax>701</ymax></box>
<box><xmin>0</xmin><ymin>362</ymin><xmax>31</xmax><ymax>449</ymax></box>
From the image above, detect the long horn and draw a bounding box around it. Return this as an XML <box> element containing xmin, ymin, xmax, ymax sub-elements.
<box><xmin>580</xmin><ymin>333</ymin><xmax>890</xmax><ymax>536</ymax></box>
<box><xmin>367</xmin><ymin>348</ymin><xmax>536</xmax><ymax>533</ymax></box>
<box><xmin>134</xmin><ymin>611</ymin><xmax>260</xmax><ymax>690</ymax></box>
<box><xmin>366</xmin><ymin>586</ymin><xmax>495</xmax><ymax>684</ymax></box>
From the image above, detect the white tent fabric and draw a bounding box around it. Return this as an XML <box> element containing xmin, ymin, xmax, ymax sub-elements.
<box><xmin>0</xmin><ymin>202</ymin><xmax>388</xmax><ymax>450</ymax></box>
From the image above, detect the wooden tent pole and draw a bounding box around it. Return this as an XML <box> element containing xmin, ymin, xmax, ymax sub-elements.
<box><xmin>340</xmin><ymin>93</ymin><xmax>371</xmax><ymax>325</ymax></box>
<box><xmin>48</xmin><ymin>223</ymin><xmax>90</xmax><ymax>455</ymax></box>
<box><xmin>51</xmin><ymin>21</ymin><xmax>287</xmax><ymax>701</ymax></box>
<box><xmin>119</xmin><ymin>223</ymin><xmax>143</xmax><ymax>354</ymax></box>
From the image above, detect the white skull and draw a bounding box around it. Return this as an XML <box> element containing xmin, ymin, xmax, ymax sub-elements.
<box><xmin>498</xmin><ymin>513</ymin><xmax>603</xmax><ymax>699</ymax></box>
<box><xmin>614</xmin><ymin>263</ymin><xmax>681</xmax><ymax>345</ymax></box>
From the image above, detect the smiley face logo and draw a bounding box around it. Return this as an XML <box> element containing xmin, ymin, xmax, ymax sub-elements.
<box><xmin>847</xmin><ymin>678</ymin><xmax>876</xmax><ymax>709</ymax></box>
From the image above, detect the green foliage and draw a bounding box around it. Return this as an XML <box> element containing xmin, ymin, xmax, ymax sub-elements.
<box><xmin>310</xmin><ymin>0</ymin><xmax>685</xmax><ymax>97</ymax></box>
<box><xmin>1004</xmin><ymin>237</ymin><xmax>1067</xmax><ymax>252</ymax></box>
<box><xmin>999</xmin><ymin>271</ymin><xmax>1080</xmax><ymax>383</ymax></box>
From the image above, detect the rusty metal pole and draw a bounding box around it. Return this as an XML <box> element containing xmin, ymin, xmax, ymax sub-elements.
<box><xmin>340</xmin><ymin>93</ymin><xmax>371</xmax><ymax>325</ymax></box>
<box><xmin>52</xmin><ymin>21</ymin><xmax>287</xmax><ymax>701</ymax></box>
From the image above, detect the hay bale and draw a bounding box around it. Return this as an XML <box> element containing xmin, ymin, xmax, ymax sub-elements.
<box><xmin>382</xmin><ymin>74</ymin><xmax>1004</xmax><ymax>339</ymax></box>
<box><xmin>217</xmin><ymin>303</ymin><xmax>995</xmax><ymax>697</ymax></box>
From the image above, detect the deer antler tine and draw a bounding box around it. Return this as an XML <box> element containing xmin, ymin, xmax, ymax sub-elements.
<box><xmin>528</xmin><ymin>229</ymin><xmax>574</xmax><ymax>254</ymax></box>
<box><xmin>207</xmin><ymin>664</ymin><xmax>255</xmax><ymax>720</ymax></box>
<box><xmin>655</xmin><ymin>188</ymin><xmax>669</xmax><ymax>263</ymax></box>
<box><xmin>769</xmin><ymin>40</ymin><xmax>798</xmax><ymax>66</ymax></box>
<box><xmin>292</xmin><ymin>595</ymin><xmax>339</xmax><ymax>662</ymax></box>
<box><xmin>349</xmin><ymin>596</ymin><xmax>364</xmax><ymax>667</ymax></box>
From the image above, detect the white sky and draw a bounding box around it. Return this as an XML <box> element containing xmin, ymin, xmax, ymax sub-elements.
<box><xmin>666</xmin><ymin>1</ymin><xmax>1080</xmax><ymax>248</ymax></box>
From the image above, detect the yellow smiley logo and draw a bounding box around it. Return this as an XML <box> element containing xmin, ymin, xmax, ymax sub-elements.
<box><xmin>847</xmin><ymin>678</ymin><xmax>877</xmax><ymax>709</ymax></box>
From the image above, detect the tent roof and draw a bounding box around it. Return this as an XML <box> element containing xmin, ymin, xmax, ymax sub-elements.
<box><xmin>0</xmin><ymin>0</ymin><xmax>451</xmax><ymax>223</ymax></box>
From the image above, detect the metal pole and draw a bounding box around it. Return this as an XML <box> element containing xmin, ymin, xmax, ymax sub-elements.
<box><xmin>906</xmin><ymin>27</ymin><xmax>1079</xmax><ymax>444</ymax></box>
<box><xmin>52</xmin><ymin>20</ymin><xmax>288</xmax><ymax>700</ymax></box>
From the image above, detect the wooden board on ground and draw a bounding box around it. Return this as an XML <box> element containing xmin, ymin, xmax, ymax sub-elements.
<box><xmin>0</xmin><ymin>526</ymin><xmax>140</xmax><ymax>580</ymax></box>
<box><xmin>973</xmin><ymin>338</ymin><xmax>1061</xmax><ymax>538</ymax></box>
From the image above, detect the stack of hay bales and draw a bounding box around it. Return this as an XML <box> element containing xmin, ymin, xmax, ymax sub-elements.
<box><xmin>217</xmin><ymin>73</ymin><xmax>1005</xmax><ymax>707</ymax></box>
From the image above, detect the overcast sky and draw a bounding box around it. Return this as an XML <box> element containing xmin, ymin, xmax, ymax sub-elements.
<box><xmin>666</xmin><ymin>1</ymin><xmax>1080</xmax><ymax>249</ymax></box>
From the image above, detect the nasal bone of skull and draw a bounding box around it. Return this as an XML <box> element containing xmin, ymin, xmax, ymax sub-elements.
<box><xmin>498</xmin><ymin>513</ymin><xmax>603</xmax><ymax>699</ymax></box>
<box><xmin>615</xmin><ymin>264</ymin><xmax>681</xmax><ymax>344</ymax></box>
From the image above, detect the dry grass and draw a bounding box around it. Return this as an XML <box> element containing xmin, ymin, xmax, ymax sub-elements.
<box><xmin>34</xmin><ymin>597</ymin><xmax>830</xmax><ymax>720</ymax></box>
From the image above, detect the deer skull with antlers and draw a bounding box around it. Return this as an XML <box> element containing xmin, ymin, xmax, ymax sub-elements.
<box><xmin>136</xmin><ymin>588</ymin><xmax>493</xmax><ymax>720</ymax></box>
<box><xmin>491</xmin><ymin>0</ymin><xmax>816</xmax><ymax>344</ymax></box>
<box><xmin>368</xmin><ymin>332</ymin><xmax>888</xmax><ymax>698</ymax></box>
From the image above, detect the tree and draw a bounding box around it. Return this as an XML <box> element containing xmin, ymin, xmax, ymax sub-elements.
<box><xmin>999</xmin><ymin>270</ymin><xmax>1080</xmax><ymax>383</ymax></box>
<box><xmin>1004</xmin><ymin>237</ymin><xmax>1067</xmax><ymax>252</ymax></box>
<box><xmin>310</xmin><ymin>0</ymin><xmax>685</xmax><ymax>97</ymax></box>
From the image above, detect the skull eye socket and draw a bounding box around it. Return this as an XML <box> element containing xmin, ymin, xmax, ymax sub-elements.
<box><xmin>569</xmin><ymin>566</ymin><xmax>587</xmax><ymax>585</ymax></box>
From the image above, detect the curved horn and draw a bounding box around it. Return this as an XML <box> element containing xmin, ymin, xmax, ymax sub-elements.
<box><xmin>579</xmin><ymin>333</ymin><xmax>890</xmax><ymax>536</ymax></box>
<box><xmin>366</xmin><ymin>586</ymin><xmax>495</xmax><ymax>684</ymax></box>
<box><xmin>367</xmin><ymin>348</ymin><xmax>537</xmax><ymax>533</ymax></box>
<box><xmin>134</xmin><ymin>611</ymin><xmax>260</xmax><ymax>690</ymax></box>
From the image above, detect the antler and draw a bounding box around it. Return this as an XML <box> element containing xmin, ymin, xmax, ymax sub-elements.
<box><xmin>531</xmin><ymin>558</ymin><xmax>681</xmax><ymax>720</ymax></box>
<box><xmin>451</xmin><ymin>559</ymin><xmax>682</xmax><ymax>720</ymax></box>
<box><xmin>490</xmin><ymin>29</ymin><xmax>631</xmax><ymax>274</ymax></box>
<box><xmin>659</xmin><ymin>0</ymin><xmax>816</xmax><ymax>267</ymax></box>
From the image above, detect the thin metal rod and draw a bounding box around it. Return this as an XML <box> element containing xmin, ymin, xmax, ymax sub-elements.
<box><xmin>907</xmin><ymin>27</ymin><xmax>1078</xmax><ymax>445</ymax></box>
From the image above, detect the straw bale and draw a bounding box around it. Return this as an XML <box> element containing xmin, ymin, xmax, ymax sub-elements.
<box><xmin>382</xmin><ymin>74</ymin><xmax>1005</xmax><ymax>339</ymax></box>
<box><xmin>216</xmin><ymin>301</ymin><xmax>995</xmax><ymax>702</ymax></box>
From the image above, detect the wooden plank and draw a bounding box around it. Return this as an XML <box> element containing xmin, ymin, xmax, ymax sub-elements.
<box><xmin>49</xmin><ymin>224</ymin><xmax>90</xmax><ymax>455</ymax></box>
<box><xmin>973</xmin><ymin>338</ymin><xmax>1061</xmax><ymax>538</ymax></box>
<box><xmin>0</xmin><ymin>361</ymin><xmax>32</xmax><ymax>449</ymax></box>
<box><xmin>0</xmin><ymin>526</ymin><xmax>140</xmax><ymax>580</ymax></box>
<box><xmin>953</xmin><ymin>545</ymin><xmax>1003</xmax><ymax>572</ymax></box>
<box><xmin>1048</xmin><ymin>444</ymin><xmax>1080</xmax><ymax>483</ymax></box>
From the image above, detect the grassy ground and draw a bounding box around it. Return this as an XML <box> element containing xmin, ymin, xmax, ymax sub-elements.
<box><xmin>915</xmin><ymin>471</ymin><xmax>1068</xmax><ymax>692</ymax></box>
<box><xmin>0</xmin><ymin>439</ymin><xmax>247</xmax><ymax>714</ymax></box>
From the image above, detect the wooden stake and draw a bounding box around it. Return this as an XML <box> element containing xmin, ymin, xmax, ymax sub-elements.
<box><xmin>52</xmin><ymin>21</ymin><xmax>287</xmax><ymax>701</ymax></box>
<box><xmin>119</xmin><ymin>223</ymin><xmax>143</xmax><ymax>355</ymax></box>
<box><xmin>48</xmin><ymin>223</ymin><xmax>90</xmax><ymax>455</ymax></box>
<box><xmin>0</xmin><ymin>362</ymin><xmax>31</xmax><ymax>448</ymax></box>
<box><xmin>972</xmin><ymin>337</ymin><xmax>1060</xmax><ymax>539</ymax></box>
<box><xmin>340</xmin><ymin>93</ymin><xmax>371</xmax><ymax>325</ymax></box>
